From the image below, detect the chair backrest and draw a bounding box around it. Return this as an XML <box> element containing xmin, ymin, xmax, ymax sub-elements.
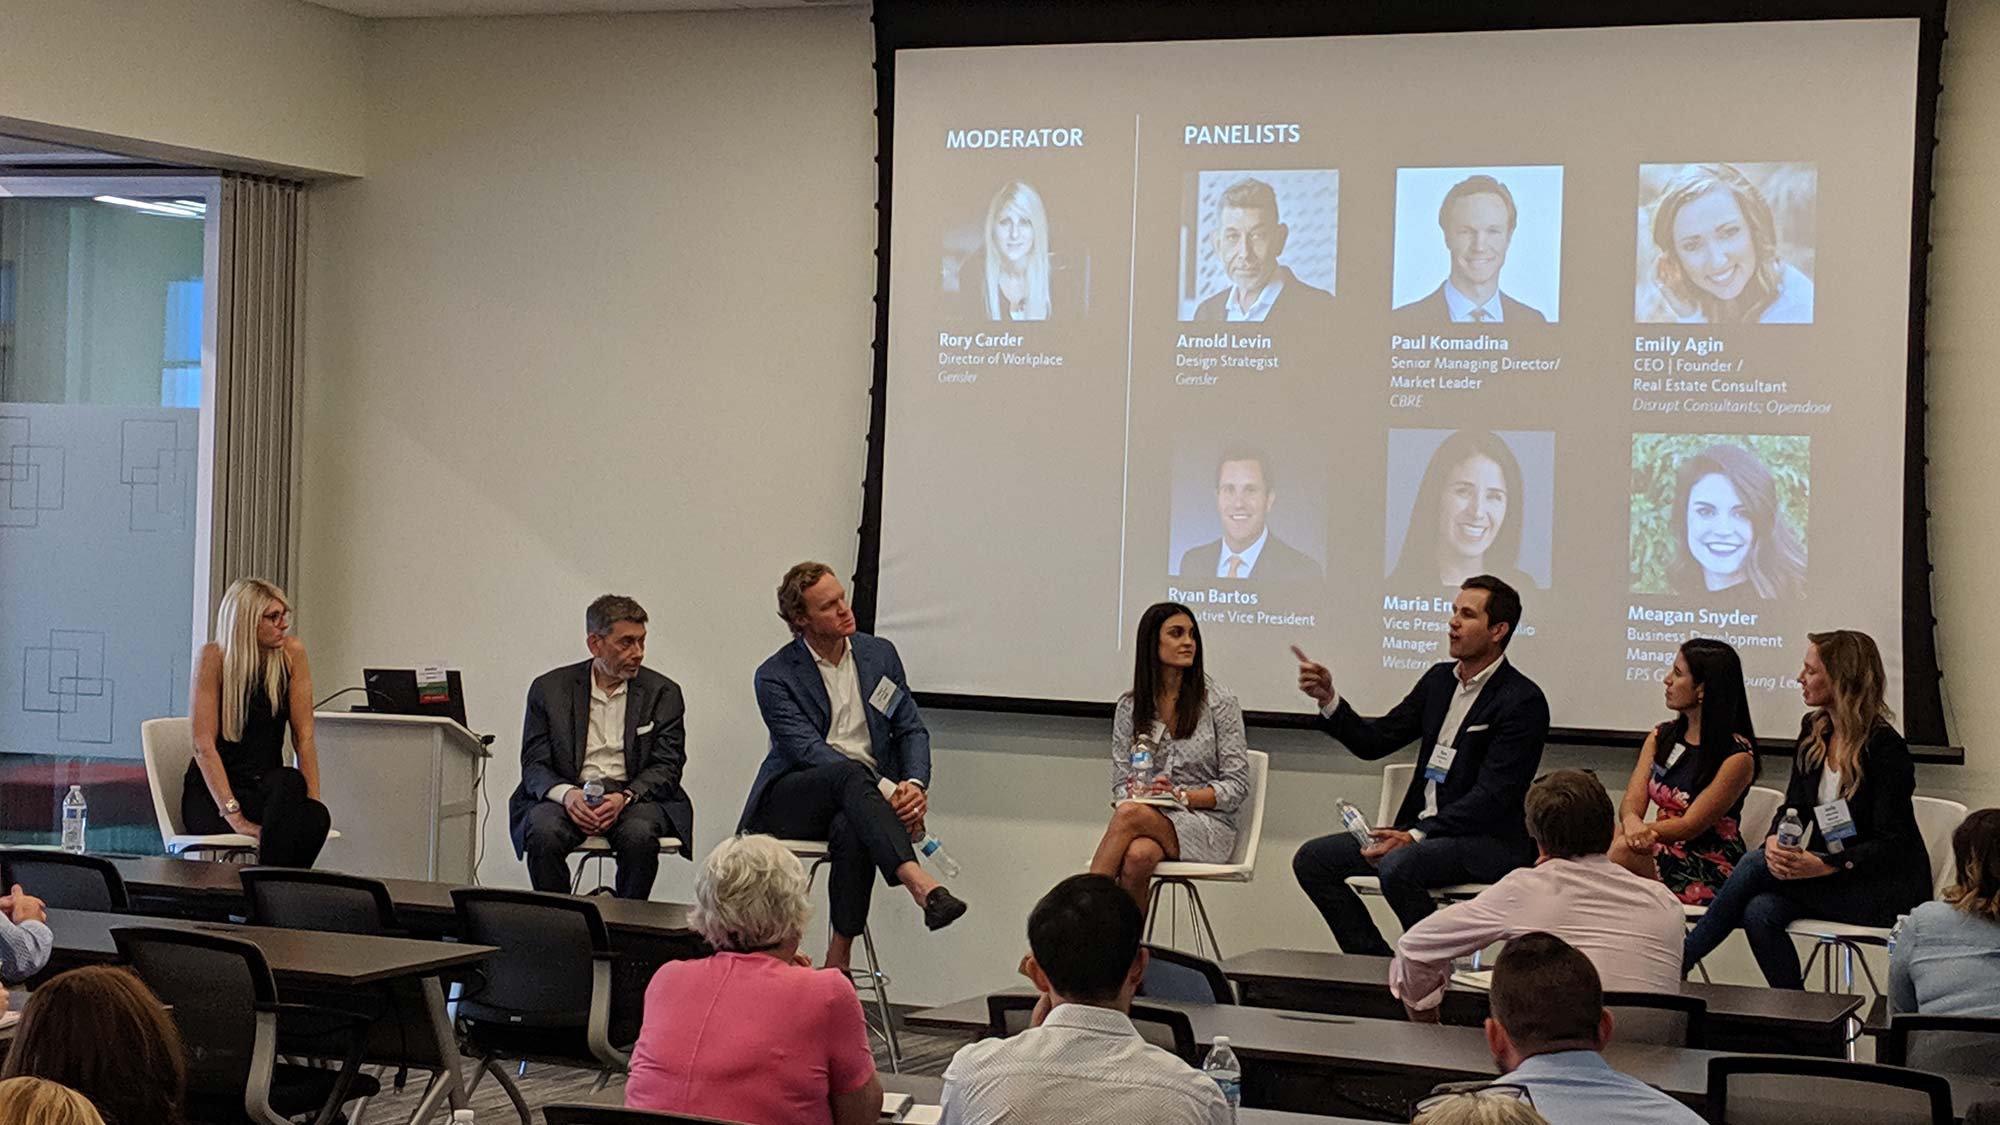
<box><xmin>1913</xmin><ymin>797</ymin><xmax>1969</xmax><ymax>895</ymax></box>
<box><xmin>545</xmin><ymin>1105</ymin><xmax>745</xmax><ymax>1124</ymax></box>
<box><xmin>452</xmin><ymin>888</ymin><xmax>610</xmax><ymax>1026</ymax></box>
<box><xmin>241</xmin><ymin>866</ymin><xmax>399</xmax><ymax>935</ymax></box>
<box><xmin>1741</xmin><ymin>785</ymin><xmax>1785</xmax><ymax>842</ymax></box>
<box><xmin>0</xmin><ymin>849</ymin><xmax>129</xmax><ymax>911</ymax></box>
<box><xmin>1603</xmin><ymin>990</ymin><xmax>1706</xmax><ymax>1049</ymax></box>
<box><xmin>1708</xmin><ymin>1056</ymin><xmax>1952</xmax><ymax>1125</ymax></box>
<box><xmin>983</xmin><ymin>994</ymin><xmax>1197</xmax><ymax>1061</ymax></box>
<box><xmin>1378</xmin><ymin>762</ymin><xmax>1415</xmax><ymax>827</ymax></box>
<box><xmin>112</xmin><ymin>926</ymin><xmax>276</xmax><ymax>1104</ymax></box>
<box><xmin>987</xmin><ymin>993</ymin><xmax>1038</xmax><ymax>1039</ymax></box>
<box><xmin>139</xmin><ymin>717</ymin><xmax>196</xmax><ymax>845</ymax></box>
<box><xmin>1230</xmin><ymin>750</ymin><xmax>1270</xmax><ymax>870</ymax></box>
<box><xmin>1140</xmin><ymin>943</ymin><xmax>1235</xmax><ymax>1004</ymax></box>
<box><xmin>1880</xmin><ymin>1014</ymin><xmax>2000</xmax><ymax>1077</ymax></box>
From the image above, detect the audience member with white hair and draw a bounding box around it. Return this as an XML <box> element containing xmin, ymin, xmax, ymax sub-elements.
<box><xmin>625</xmin><ymin>834</ymin><xmax>882</xmax><ymax>1125</ymax></box>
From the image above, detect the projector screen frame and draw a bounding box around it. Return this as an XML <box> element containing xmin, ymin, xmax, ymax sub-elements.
<box><xmin>857</xmin><ymin>0</ymin><xmax>1958</xmax><ymax>762</ymax></box>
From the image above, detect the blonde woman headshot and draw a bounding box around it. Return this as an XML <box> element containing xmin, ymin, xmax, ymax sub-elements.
<box><xmin>962</xmin><ymin>180</ymin><xmax>1052</xmax><ymax>322</ymax></box>
<box><xmin>183</xmin><ymin>578</ymin><xmax>332</xmax><ymax>866</ymax></box>
<box><xmin>0</xmin><ymin>1078</ymin><xmax>107</xmax><ymax>1125</ymax></box>
<box><xmin>1643</xmin><ymin>162</ymin><xmax>1814</xmax><ymax>324</ymax></box>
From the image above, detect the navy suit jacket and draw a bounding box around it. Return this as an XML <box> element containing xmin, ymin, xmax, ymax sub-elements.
<box><xmin>1176</xmin><ymin>533</ymin><xmax>1323</xmax><ymax>581</ymax></box>
<box><xmin>507</xmin><ymin>660</ymin><xmax>693</xmax><ymax>858</ymax></box>
<box><xmin>1317</xmin><ymin>658</ymin><xmax>1548</xmax><ymax>845</ymax></box>
<box><xmin>739</xmin><ymin>632</ymin><xmax>932</xmax><ymax>832</ymax></box>
<box><xmin>1392</xmin><ymin>282</ymin><xmax>1548</xmax><ymax>327</ymax></box>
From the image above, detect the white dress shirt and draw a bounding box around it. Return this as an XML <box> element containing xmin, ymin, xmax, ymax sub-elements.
<box><xmin>941</xmin><ymin>1003</ymin><xmax>1231</xmax><ymax>1125</ymax></box>
<box><xmin>1390</xmin><ymin>854</ymin><xmax>1687</xmax><ymax>1010</ymax></box>
<box><xmin>1326</xmin><ymin>657</ymin><xmax>1503</xmax><ymax>829</ymax></box>
<box><xmin>1443</xmin><ymin>281</ymin><xmax>1504</xmax><ymax>323</ymax></box>
<box><xmin>1216</xmin><ymin>529</ymin><xmax>1268</xmax><ymax>579</ymax></box>
<box><xmin>1508</xmin><ymin>1050</ymin><xmax>1707</xmax><ymax>1125</ymax></box>
<box><xmin>810</xmin><ymin>638</ymin><xmax>877</xmax><ymax>770</ymax></box>
<box><xmin>1226</xmin><ymin>275</ymin><xmax>1284</xmax><ymax>322</ymax></box>
<box><xmin>547</xmin><ymin>673</ymin><xmax>629</xmax><ymax>804</ymax></box>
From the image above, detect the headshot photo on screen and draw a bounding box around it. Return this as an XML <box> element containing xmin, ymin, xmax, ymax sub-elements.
<box><xmin>1636</xmin><ymin>162</ymin><xmax>1817</xmax><ymax>325</ymax></box>
<box><xmin>1167</xmin><ymin>440</ymin><xmax>1326</xmax><ymax>582</ymax></box>
<box><xmin>1384</xmin><ymin>428</ymin><xmax>1554</xmax><ymax>591</ymax></box>
<box><xmin>1390</xmin><ymin>165</ymin><xmax>1562</xmax><ymax>326</ymax></box>
<box><xmin>1178</xmin><ymin>169</ymin><xmax>1338</xmax><ymax>324</ymax></box>
<box><xmin>1629</xmin><ymin>434</ymin><xmax>1809</xmax><ymax>600</ymax></box>
<box><xmin>943</xmin><ymin>179</ymin><xmax>1090</xmax><ymax>321</ymax></box>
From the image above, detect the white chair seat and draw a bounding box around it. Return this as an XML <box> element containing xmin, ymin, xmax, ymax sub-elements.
<box><xmin>1343</xmin><ymin>874</ymin><xmax>1490</xmax><ymax>900</ymax></box>
<box><xmin>1683</xmin><ymin>903</ymin><xmax>1709</xmax><ymax>920</ymax></box>
<box><xmin>1787</xmin><ymin>919</ymin><xmax>1891</xmax><ymax>944</ymax></box>
<box><xmin>775</xmin><ymin>838</ymin><xmax>830</xmax><ymax>860</ymax></box>
<box><xmin>1152</xmin><ymin>859</ymin><xmax>1252</xmax><ymax>883</ymax></box>
<box><xmin>573</xmin><ymin>835</ymin><xmax>679</xmax><ymax>854</ymax></box>
<box><xmin>166</xmin><ymin>828</ymin><xmax>342</xmax><ymax>857</ymax></box>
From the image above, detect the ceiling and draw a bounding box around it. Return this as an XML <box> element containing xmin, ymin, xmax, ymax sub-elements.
<box><xmin>303</xmin><ymin>0</ymin><xmax>859</xmax><ymax>16</ymax></box>
<box><xmin>0</xmin><ymin>136</ymin><xmax>144</xmax><ymax>168</ymax></box>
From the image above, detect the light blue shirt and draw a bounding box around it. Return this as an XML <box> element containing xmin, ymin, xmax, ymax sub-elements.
<box><xmin>1216</xmin><ymin>529</ymin><xmax>1268</xmax><ymax>578</ymax></box>
<box><xmin>1443</xmin><ymin>281</ymin><xmax>1504</xmax><ymax>323</ymax></box>
<box><xmin>1508</xmin><ymin>1050</ymin><xmax>1705</xmax><ymax>1125</ymax></box>
<box><xmin>0</xmin><ymin>913</ymin><xmax>52</xmax><ymax>983</ymax></box>
<box><xmin>1889</xmin><ymin>900</ymin><xmax>2000</xmax><ymax>1017</ymax></box>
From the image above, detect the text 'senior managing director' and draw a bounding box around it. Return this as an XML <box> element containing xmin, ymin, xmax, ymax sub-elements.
<box><xmin>1175</xmin><ymin>448</ymin><xmax>1322</xmax><ymax>581</ymax></box>
<box><xmin>1394</xmin><ymin>175</ymin><xmax>1548</xmax><ymax>326</ymax></box>
<box><xmin>1192</xmin><ymin>178</ymin><xmax>1334</xmax><ymax>325</ymax></box>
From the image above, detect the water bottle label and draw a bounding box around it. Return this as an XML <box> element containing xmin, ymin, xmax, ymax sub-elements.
<box><xmin>921</xmin><ymin>838</ymin><xmax>940</xmax><ymax>858</ymax></box>
<box><xmin>1213</xmin><ymin>1077</ymin><xmax>1241</xmax><ymax>1107</ymax></box>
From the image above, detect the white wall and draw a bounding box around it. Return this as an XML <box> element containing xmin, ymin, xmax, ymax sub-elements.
<box><xmin>291</xmin><ymin>5</ymin><xmax>2000</xmax><ymax>1006</ymax></box>
<box><xmin>0</xmin><ymin>0</ymin><xmax>365</xmax><ymax>176</ymax></box>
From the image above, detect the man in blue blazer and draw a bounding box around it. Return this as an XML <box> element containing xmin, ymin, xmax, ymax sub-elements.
<box><xmin>1392</xmin><ymin>174</ymin><xmax>1550</xmax><ymax>327</ymax></box>
<box><xmin>1291</xmin><ymin>575</ymin><xmax>1549</xmax><ymax>955</ymax></box>
<box><xmin>740</xmin><ymin>561</ymin><xmax>968</xmax><ymax>969</ymax></box>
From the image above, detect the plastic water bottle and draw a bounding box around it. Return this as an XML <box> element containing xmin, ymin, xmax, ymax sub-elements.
<box><xmin>581</xmin><ymin>767</ymin><xmax>605</xmax><ymax>807</ymax></box>
<box><xmin>60</xmin><ymin>786</ymin><xmax>87</xmax><ymax>854</ymax></box>
<box><xmin>918</xmin><ymin>833</ymin><xmax>962</xmax><ymax>878</ymax></box>
<box><xmin>1203</xmin><ymin>1034</ymin><xmax>1242</xmax><ymax>1116</ymax></box>
<box><xmin>1129</xmin><ymin>737</ymin><xmax>1156</xmax><ymax>799</ymax></box>
<box><xmin>1776</xmin><ymin>807</ymin><xmax>1805</xmax><ymax>849</ymax></box>
<box><xmin>1337</xmin><ymin>799</ymin><xmax>1372</xmax><ymax>847</ymax></box>
<box><xmin>1888</xmin><ymin>913</ymin><xmax>1909</xmax><ymax>954</ymax></box>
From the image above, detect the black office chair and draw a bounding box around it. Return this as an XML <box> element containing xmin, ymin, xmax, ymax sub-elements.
<box><xmin>1706</xmin><ymin>1055</ymin><xmax>1952</xmax><ymax>1125</ymax></box>
<box><xmin>544</xmin><ymin>1106</ymin><xmax>745</xmax><ymax>1124</ymax></box>
<box><xmin>0</xmin><ymin>848</ymin><xmax>128</xmax><ymax>911</ymax></box>
<box><xmin>984</xmin><ymin>993</ymin><xmax>1200</xmax><ymax>1064</ymax></box>
<box><xmin>1878</xmin><ymin>1013</ymin><xmax>2000</xmax><ymax>1078</ymax></box>
<box><xmin>452</xmin><ymin>888</ymin><xmax>628</xmax><ymax>1125</ymax></box>
<box><xmin>240</xmin><ymin>866</ymin><xmax>403</xmax><ymax>934</ymax></box>
<box><xmin>111</xmin><ymin>925</ymin><xmax>378</xmax><ymax>1125</ymax></box>
<box><xmin>1603</xmin><ymin>990</ymin><xmax>1707</xmax><ymax>1048</ymax></box>
<box><xmin>1139</xmin><ymin>943</ymin><xmax>1236</xmax><ymax>1004</ymax></box>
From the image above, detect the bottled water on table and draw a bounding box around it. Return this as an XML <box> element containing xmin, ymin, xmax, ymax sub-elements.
<box><xmin>1337</xmin><ymin>798</ymin><xmax>1372</xmax><ymax>847</ymax></box>
<box><xmin>61</xmin><ymin>785</ymin><xmax>88</xmax><ymax>854</ymax></box>
<box><xmin>1203</xmin><ymin>1034</ymin><xmax>1242</xmax><ymax>1117</ymax></box>
<box><xmin>1775</xmin><ymin>807</ymin><xmax>1805</xmax><ymax>849</ymax></box>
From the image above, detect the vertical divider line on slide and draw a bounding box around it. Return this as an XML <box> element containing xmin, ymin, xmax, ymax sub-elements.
<box><xmin>1117</xmin><ymin>113</ymin><xmax>1143</xmax><ymax>644</ymax></box>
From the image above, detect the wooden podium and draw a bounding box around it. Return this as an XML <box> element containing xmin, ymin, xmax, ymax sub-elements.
<box><xmin>311</xmin><ymin>711</ymin><xmax>490</xmax><ymax>883</ymax></box>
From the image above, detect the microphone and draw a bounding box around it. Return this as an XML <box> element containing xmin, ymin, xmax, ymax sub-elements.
<box><xmin>315</xmin><ymin>685</ymin><xmax>369</xmax><ymax>710</ymax></box>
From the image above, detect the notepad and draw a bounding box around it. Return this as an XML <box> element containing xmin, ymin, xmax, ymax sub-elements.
<box><xmin>902</xmin><ymin>1106</ymin><xmax>943</xmax><ymax>1125</ymax></box>
<box><xmin>1451</xmin><ymin>969</ymin><xmax>1495</xmax><ymax>991</ymax></box>
<box><xmin>879</xmin><ymin>1092</ymin><xmax>913</xmax><ymax>1120</ymax></box>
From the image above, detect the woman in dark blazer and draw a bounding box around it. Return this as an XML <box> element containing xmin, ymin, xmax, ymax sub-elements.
<box><xmin>1683</xmin><ymin>629</ymin><xmax>1932</xmax><ymax>988</ymax></box>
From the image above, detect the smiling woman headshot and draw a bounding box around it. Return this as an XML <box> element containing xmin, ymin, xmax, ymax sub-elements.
<box><xmin>958</xmin><ymin>180</ymin><xmax>1052</xmax><ymax>322</ymax></box>
<box><xmin>1642</xmin><ymin>162</ymin><xmax>1815</xmax><ymax>325</ymax></box>
<box><xmin>1668</xmin><ymin>443</ymin><xmax>1807</xmax><ymax>600</ymax></box>
<box><xmin>1390</xmin><ymin>430</ymin><xmax>1536</xmax><ymax>592</ymax></box>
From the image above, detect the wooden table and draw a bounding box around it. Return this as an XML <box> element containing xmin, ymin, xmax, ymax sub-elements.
<box><xmin>1222</xmin><ymin>947</ymin><xmax>1866</xmax><ymax>1057</ymax></box>
<box><xmin>44</xmin><ymin>908</ymin><xmax>495</xmax><ymax>1121</ymax></box>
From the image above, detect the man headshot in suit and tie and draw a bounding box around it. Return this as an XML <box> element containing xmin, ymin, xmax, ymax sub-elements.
<box><xmin>1175</xmin><ymin>449</ymin><xmax>1323</xmax><ymax>581</ymax></box>
<box><xmin>1394</xmin><ymin>174</ymin><xmax>1549</xmax><ymax>326</ymax></box>
<box><xmin>1192</xmin><ymin>177</ymin><xmax>1335</xmax><ymax>324</ymax></box>
<box><xmin>740</xmin><ymin>561</ymin><xmax>968</xmax><ymax>970</ymax></box>
<box><xmin>509</xmin><ymin>594</ymin><xmax>694</xmax><ymax>899</ymax></box>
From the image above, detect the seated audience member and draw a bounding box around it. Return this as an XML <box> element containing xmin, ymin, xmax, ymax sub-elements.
<box><xmin>1683</xmin><ymin>631</ymin><xmax>1932</xmax><ymax>988</ymax></box>
<box><xmin>0</xmin><ymin>882</ymin><xmax>52</xmax><ymax>988</ymax></box>
<box><xmin>1891</xmin><ymin>807</ymin><xmax>2000</xmax><ymax>1016</ymax></box>
<box><xmin>1412</xmin><ymin>1089</ymin><xmax>1552</xmax><ymax>1125</ymax></box>
<box><xmin>1610</xmin><ymin>639</ymin><xmax>1758</xmax><ymax>904</ymax></box>
<box><xmin>740</xmin><ymin>562</ymin><xmax>965</xmax><ymax>970</ymax></box>
<box><xmin>1484</xmin><ymin>933</ymin><xmax>1705</xmax><ymax>1125</ymax></box>
<box><xmin>626</xmin><ymin>834</ymin><xmax>881</xmax><ymax>1125</ymax></box>
<box><xmin>942</xmin><ymin>874</ymin><xmax>1230</xmax><ymax>1125</ymax></box>
<box><xmin>509</xmin><ymin>594</ymin><xmax>694</xmax><ymax>899</ymax></box>
<box><xmin>1090</xmin><ymin>601</ymin><xmax>1252</xmax><ymax>908</ymax></box>
<box><xmin>1</xmin><ymin>966</ymin><xmax>188</xmax><ymax>1125</ymax></box>
<box><xmin>185</xmin><ymin>577</ymin><xmax>332</xmax><ymax>867</ymax></box>
<box><xmin>1392</xmin><ymin>771</ymin><xmax>1685</xmax><ymax>1018</ymax></box>
<box><xmin>0</xmin><ymin>1078</ymin><xmax>107</xmax><ymax>1125</ymax></box>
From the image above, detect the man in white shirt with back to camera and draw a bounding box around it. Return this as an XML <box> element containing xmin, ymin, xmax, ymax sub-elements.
<box><xmin>941</xmin><ymin>873</ymin><xmax>1230</xmax><ymax>1125</ymax></box>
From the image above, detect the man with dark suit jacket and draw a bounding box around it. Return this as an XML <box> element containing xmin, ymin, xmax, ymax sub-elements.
<box><xmin>1290</xmin><ymin>575</ymin><xmax>1549</xmax><ymax>955</ymax></box>
<box><xmin>1175</xmin><ymin>449</ymin><xmax>1323</xmax><ymax>582</ymax></box>
<box><xmin>509</xmin><ymin>594</ymin><xmax>692</xmax><ymax>899</ymax></box>
<box><xmin>1392</xmin><ymin>174</ymin><xmax>1549</xmax><ymax>327</ymax></box>
<box><xmin>740</xmin><ymin>561</ymin><xmax>968</xmax><ymax>970</ymax></box>
<box><xmin>1190</xmin><ymin>177</ymin><xmax>1334</xmax><ymax>326</ymax></box>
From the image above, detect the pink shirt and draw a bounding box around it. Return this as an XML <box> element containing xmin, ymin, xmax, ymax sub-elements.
<box><xmin>625</xmin><ymin>952</ymin><xmax>876</xmax><ymax>1124</ymax></box>
<box><xmin>1390</xmin><ymin>854</ymin><xmax>1686</xmax><ymax>1010</ymax></box>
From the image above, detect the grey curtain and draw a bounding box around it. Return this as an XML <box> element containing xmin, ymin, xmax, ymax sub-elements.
<box><xmin>208</xmin><ymin>174</ymin><xmax>306</xmax><ymax>611</ymax></box>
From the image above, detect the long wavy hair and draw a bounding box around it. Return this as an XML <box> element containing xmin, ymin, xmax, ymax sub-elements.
<box><xmin>1650</xmin><ymin>163</ymin><xmax>1787</xmax><ymax>323</ymax></box>
<box><xmin>1653</xmin><ymin>638</ymin><xmax>1759</xmax><ymax>792</ymax></box>
<box><xmin>1798</xmin><ymin>629</ymin><xmax>1893</xmax><ymax>801</ymax></box>
<box><xmin>982</xmin><ymin>181</ymin><xmax>1051</xmax><ymax>321</ymax></box>
<box><xmin>1667</xmin><ymin>443</ymin><xmax>1806</xmax><ymax>600</ymax></box>
<box><xmin>1943</xmin><ymin>809</ymin><xmax>2000</xmax><ymax>923</ymax></box>
<box><xmin>214</xmin><ymin>577</ymin><xmax>289</xmax><ymax>743</ymax></box>
<box><xmin>1</xmin><ymin>966</ymin><xmax>187</xmax><ymax>1125</ymax></box>
<box><xmin>1392</xmin><ymin>430</ymin><xmax>1525</xmax><ymax>587</ymax></box>
<box><xmin>1130</xmin><ymin>601</ymin><xmax>1206</xmax><ymax>741</ymax></box>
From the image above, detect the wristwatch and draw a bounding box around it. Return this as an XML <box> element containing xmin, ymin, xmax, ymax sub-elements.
<box><xmin>222</xmin><ymin>798</ymin><xmax>241</xmax><ymax>815</ymax></box>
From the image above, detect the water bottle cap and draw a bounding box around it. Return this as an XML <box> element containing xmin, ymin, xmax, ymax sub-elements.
<box><xmin>1212</xmin><ymin>1035</ymin><xmax>1230</xmax><ymax>1046</ymax></box>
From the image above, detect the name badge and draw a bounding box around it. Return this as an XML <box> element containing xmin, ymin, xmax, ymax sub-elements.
<box><xmin>1663</xmin><ymin>744</ymin><xmax>1686</xmax><ymax>770</ymax></box>
<box><xmin>1425</xmin><ymin>743</ymin><xmax>1458</xmax><ymax>783</ymax></box>
<box><xmin>1815</xmin><ymin>798</ymin><xmax>1857</xmax><ymax>852</ymax></box>
<box><xmin>868</xmin><ymin>677</ymin><xmax>901</xmax><ymax>716</ymax></box>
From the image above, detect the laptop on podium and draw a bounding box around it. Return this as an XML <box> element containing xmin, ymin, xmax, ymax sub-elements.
<box><xmin>361</xmin><ymin>668</ymin><xmax>469</xmax><ymax>727</ymax></box>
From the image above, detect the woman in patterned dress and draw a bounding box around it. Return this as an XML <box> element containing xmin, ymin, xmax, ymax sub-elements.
<box><xmin>1087</xmin><ymin>601</ymin><xmax>1252</xmax><ymax>910</ymax></box>
<box><xmin>1610</xmin><ymin>638</ymin><xmax>1759</xmax><ymax>904</ymax></box>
